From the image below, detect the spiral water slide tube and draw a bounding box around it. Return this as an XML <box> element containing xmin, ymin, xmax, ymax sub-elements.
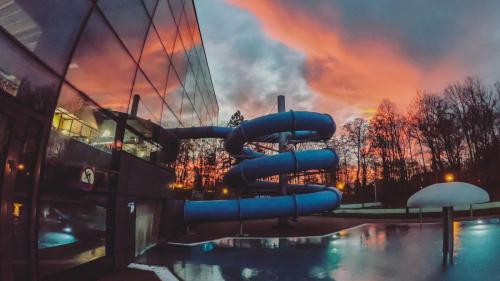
<box><xmin>165</xmin><ymin>111</ymin><xmax>342</xmax><ymax>223</ymax></box>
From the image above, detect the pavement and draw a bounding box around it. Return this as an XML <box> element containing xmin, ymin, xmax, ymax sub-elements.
<box><xmin>97</xmin><ymin>268</ymin><xmax>162</xmax><ymax>281</ymax></box>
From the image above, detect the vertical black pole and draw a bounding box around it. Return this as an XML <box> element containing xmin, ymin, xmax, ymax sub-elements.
<box><xmin>448</xmin><ymin>207</ymin><xmax>454</xmax><ymax>263</ymax></box>
<box><xmin>277</xmin><ymin>95</ymin><xmax>289</xmax><ymax>227</ymax></box>
<box><xmin>130</xmin><ymin>94</ymin><xmax>140</xmax><ymax>117</ymax></box>
<box><xmin>442</xmin><ymin>206</ymin><xmax>454</xmax><ymax>265</ymax></box>
<box><xmin>442</xmin><ymin>207</ymin><xmax>449</xmax><ymax>264</ymax></box>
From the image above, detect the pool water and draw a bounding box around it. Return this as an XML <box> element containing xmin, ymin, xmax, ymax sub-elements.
<box><xmin>143</xmin><ymin>219</ymin><xmax>500</xmax><ymax>281</ymax></box>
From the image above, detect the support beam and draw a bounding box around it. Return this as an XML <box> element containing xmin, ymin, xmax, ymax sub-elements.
<box><xmin>277</xmin><ymin>95</ymin><xmax>290</xmax><ymax>227</ymax></box>
<box><xmin>442</xmin><ymin>206</ymin><xmax>454</xmax><ymax>264</ymax></box>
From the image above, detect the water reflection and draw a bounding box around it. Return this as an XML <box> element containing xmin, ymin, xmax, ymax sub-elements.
<box><xmin>151</xmin><ymin>220</ymin><xmax>500</xmax><ymax>281</ymax></box>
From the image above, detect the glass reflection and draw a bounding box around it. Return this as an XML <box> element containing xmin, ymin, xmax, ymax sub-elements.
<box><xmin>51</xmin><ymin>85</ymin><xmax>117</xmax><ymax>154</ymax></box>
<box><xmin>140</xmin><ymin>26</ymin><xmax>170</xmax><ymax>93</ymax></box>
<box><xmin>179</xmin><ymin>9</ymin><xmax>193</xmax><ymax>51</ymax></box>
<box><xmin>0</xmin><ymin>0</ymin><xmax>92</xmax><ymax>74</ymax></box>
<box><xmin>184</xmin><ymin>66</ymin><xmax>196</xmax><ymax>102</ymax></box>
<box><xmin>168</xmin><ymin>0</ymin><xmax>184</xmax><ymax>24</ymax></box>
<box><xmin>130</xmin><ymin>70</ymin><xmax>163</xmax><ymax>124</ymax></box>
<box><xmin>171</xmin><ymin>33</ymin><xmax>188</xmax><ymax>84</ymax></box>
<box><xmin>123</xmin><ymin>129</ymin><xmax>162</xmax><ymax>160</ymax></box>
<box><xmin>153</xmin><ymin>0</ymin><xmax>178</xmax><ymax>55</ymax></box>
<box><xmin>142</xmin><ymin>0</ymin><xmax>159</xmax><ymax>16</ymax></box>
<box><xmin>180</xmin><ymin>93</ymin><xmax>194</xmax><ymax>127</ymax></box>
<box><xmin>161</xmin><ymin>106</ymin><xmax>180</xmax><ymax>129</ymax></box>
<box><xmin>164</xmin><ymin>64</ymin><xmax>184</xmax><ymax>115</ymax></box>
<box><xmin>37</xmin><ymin>196</ymin><xmax>107</xmax><ymax>278</ymax></box>
<box><xmin>98</xmin><ymin>0</ymin><xmax>151</xmax><ymax>61</ymax></box>
<box><xmin>65</xmin><ymin>10</ymin><xmax>136</xmax><ymax>113</ymax></box>
<box><xmin>0</xmin><ymin>31</ymin><xmax>60</xmax><ymax>114</ymax></box>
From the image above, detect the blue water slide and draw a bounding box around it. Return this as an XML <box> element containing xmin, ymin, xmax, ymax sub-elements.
<box><xmin>165</xmin><ymin>111</ymin><xmax>342</xmax><ymax>223</ymax></box>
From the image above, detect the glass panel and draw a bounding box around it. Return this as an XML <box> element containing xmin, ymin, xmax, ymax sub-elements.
<box><xmin>179</xmin><ymin>9</ymin><xmax>193</xmax><ymax>52</ymax></box>
<box><xmin>152</xmin><ymin>0</ymin><xmax>177</xmax><ymax>55</ymax></box>
<box><xmin>142</xmin><ymin>0</ymin><xmax>158</xmax><ymax>16</ymax></box>
<box><xmin>184</xmin><ymin>66</ymin><xmax>195</xmax><ymax>102</ymax></box>
<box><xmin>171</xmin><ymin>35</ymin><xmax>188</xmax><ymax>85</ymax></box>
<box><xmin>0</xmin><ymin>112</ymin><xmax>10</xmax><ymax>185</ymax></box>
<box><xmin>123</xmin><ymin>128</ymin><xmax>162</xmax><ymax>160</ymax></box>
<box><xmin>140</xmin><ymin>26</ymin><xmax>169</xmax><ymax>93</ymax></box>
<box><xmin>98</xmin><ymin>0</ymin><xmax>151</xmax><ymax>61</ymax></box>
<box><xmin>0</xmin><ymin>0</ymin><xmax>92</xmax><ymax>74</ymax></box>
<box><xmin>65</xmin><ymin>10</ymin><xmax>136</xmax><ymax>114</ymax></box>
<box><xmin>161</xmin><ymin>105</ymin><xmax>180</xmax><ymax>128</ymax></box>
<box><xmin>129</xmin><ymin>70</ymin><xmax>163</xmax><ymax>124</ymax></box>
<box><xmin>183</xmin><ymin>0</ymin><xmax>197</xmax><ymax>35</ymax></box>
<box><xmin>180</xmin><ymin>92</ymin><xmax>193</xmax><ymax>127</ymax></box>
<box><xmin>164</xmin><ymin>65</ymin><xmax>183</xmax><ymax>116</ymax></box>
<box><xmin>192</xmin><ymin>24</ymin><xmax>202</xmax><ymax>48</ymax></box>
<box><xmin>39</xmin><ymin>87</ymin><xmax>115</xmax><ymax>277</ymax></box>
<box><xmin>51</xmin><ymin>84</ymin><xmax>117</xmax><ymax>154</ymax></box>
<box><xmin>0</xmin><ymin>31</ymin><xmax>60</xmax><ymax>115</ymax></box>
<box><xmin>168</xmin><ymin>0</ymin><xmax>184</xmax><ymax>24</ymax></box>
<box><xmin>193</xmin><ymin>85</ymin><xmax>202</xmax><ymax>116</ymax></box>
<box><xmin>37</xmin><ymin>195</ymin><xmax>107</xmax><ymax>278</ymax></box>
<box><xmin>12</xmin><ymin>118</ymin><xmax>44</xmax><ymax>281</ymax></box>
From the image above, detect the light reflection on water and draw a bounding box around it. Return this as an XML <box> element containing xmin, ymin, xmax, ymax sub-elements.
<box><xmin>165</xmin><ymin>219</ymin><xmax>500</xmax><ymax>281</ymax></box>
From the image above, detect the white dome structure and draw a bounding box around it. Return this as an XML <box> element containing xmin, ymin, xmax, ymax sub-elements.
<box><xmin>407</xmin><ymin>182</ymin><xmax>490</xmax><ymax>208</ymax></box>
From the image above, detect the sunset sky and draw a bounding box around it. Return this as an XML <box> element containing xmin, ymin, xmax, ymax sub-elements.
<box><xmin>196</xmin><ymin>0</ymin><xmax>500</xmax><ymax>125</ymax></box>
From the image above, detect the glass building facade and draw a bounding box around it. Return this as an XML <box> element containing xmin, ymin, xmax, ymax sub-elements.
<box><xmin>0</xmin><ymin>1</ymin><xmax>218</xmax><ymax>280</ymax></box>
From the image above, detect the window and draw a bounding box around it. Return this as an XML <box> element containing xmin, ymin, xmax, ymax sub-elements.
<box><xmin>65</xmin><ymin>9</ymin><xmax>136</xmax><ymax>114</ymax></box>
<box><xmin>153</xmin><ymin>0</ymin><xmax>178</xmax><ymax>55</ymax></box>
<box><xmin>39</xmin><ymin>86</ymin><xmax>116</xmax><ymax>278</ymax></box>
<box><xmin>142</xmin><ymin>0</ymin><xmax>159</xmax><ymax>16</ymax></box>
<box><xmin>51</xmin><ymin>84</ymin><xmax>117</xmax><ymax>154</ymax></box>
<box><xmin>139</xmin><ymin>26</ymin><xmax>170</xmax><ymax>93</ymax></box>
<box><xmin>170</xmin><ymin>33</ymin><xmax>188</xmax><ymax>85</ymax></box>
<box><xmin>98</xmin><ymin>0</ymin><xmax>151</xmax><ymax>61</ymax></box>
<box><xmin>123</xmin><ymin>129</ymin><xmax>162</xmax><ymax>160</ymax></box>
<box><xmin>129</xmin><ymin>69</ymin><xmax>163</xmax><ymax>125</ymax></box>
<box><xmin>168</xmin><ymin>0</ymin><xmax>184</xmax><ymax>25</ymax></box>
<box><xmin>161</xmin><ymin>105</ymin><xmax>180</xmax><ymax>129</ymax></box>
<box><xmin>37</xmin><ymin>195</ymin><xmax>107</xmax><ymax>278</ymax></box>
<box><xmin>179</xmin><ymin>92</ymin><xmax>193</xmax><ymax>127</ymax></box>
<box><xmin>0</xmin><ymin>0</ymin><xmax>92</xmax><ymax>74</ymax></box>
<box><xmin>0</xmin><ymin>31</ymin><xmax>60</xmax><ymax>115</ymax></box>
<box><xmin>164</xmin><ymin>64</ymin><xmax>184</xmax><ymax>116</ymax></box>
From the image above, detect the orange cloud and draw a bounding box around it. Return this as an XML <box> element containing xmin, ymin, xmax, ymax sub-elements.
<box><xmin>228</xmin><ymin>0</ymin><xmax>462</xmax><ymax>115</ymax></box>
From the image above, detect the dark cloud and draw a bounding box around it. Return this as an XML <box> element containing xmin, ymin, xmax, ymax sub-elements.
<box><xmin>196</xmin><ymin>0</ymin><xmax>500</xmax><ymax>126</ymax></box>
<box><xmin>196</xmin><ymin>0</ymin><xmax>313</xmax><ymax>122</ymax></box>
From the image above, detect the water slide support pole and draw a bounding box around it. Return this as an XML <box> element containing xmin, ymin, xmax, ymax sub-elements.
<box><xmin>277</xmin><ymin>95</ymin><xmax>290</xmax><ymax>227</ymax></box>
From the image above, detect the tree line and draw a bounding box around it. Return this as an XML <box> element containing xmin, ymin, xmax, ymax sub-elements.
<box><xmin>332</xmin><ymin>77</ymin><xmax>500</xmax><ymax>205</ymax></box>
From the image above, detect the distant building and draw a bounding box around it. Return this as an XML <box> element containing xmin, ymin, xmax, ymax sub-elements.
<box><xmin>0</xmin><ymin>1</ymin><xmax>218</xmax><ymax>280</ymax></box>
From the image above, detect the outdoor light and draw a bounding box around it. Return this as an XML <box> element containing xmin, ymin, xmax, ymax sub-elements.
<box><xmin>13</xmin><ymin>203</ymin><xmax>22</xmax><ymax>217</ymax></box>
<box><xmin>222</xmin><ymin>188</ymin><xmax>229</xmax><ymax>195</ymax></box>
<box><xmin>444</xmin><ymin>173</ymin><xmax>455</xmax><ymax>182</ymax></box>
<box><xmin>16</xmin><ymin>163</ymin><xmax>25</xmax><ymax>171</ymax></box>
<box><xmin>336</xmin><ymin>182</ymin><xmax>345</xmax><ymax>190</ymax></box>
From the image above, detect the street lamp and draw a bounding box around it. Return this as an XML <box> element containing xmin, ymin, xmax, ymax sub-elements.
<box><xmin>336</xmin><ymin>182</ymin><xmax>345</xmax><ymax>191</ymax></box>
<box><xmin>444</xmin><ymin>173</ymin><xmax>455</xmax><ymax>182</ymax></box>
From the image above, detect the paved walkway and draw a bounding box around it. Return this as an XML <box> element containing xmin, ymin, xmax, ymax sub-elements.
<box><xmin>97</xmin><ymin>268</ymin><xmax>162</xmax><ymax>281</ymax></box>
